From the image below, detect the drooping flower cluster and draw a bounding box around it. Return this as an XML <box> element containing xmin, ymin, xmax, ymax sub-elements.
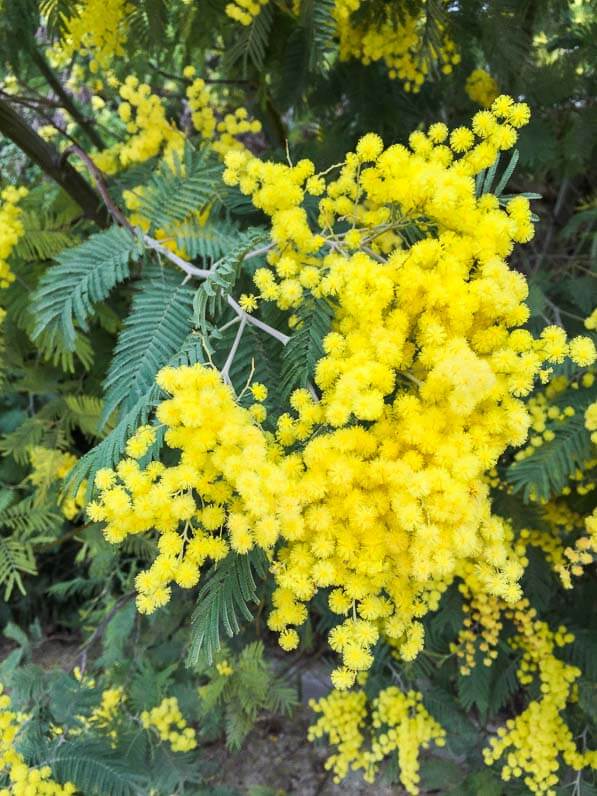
<box><xmin>308</xmin><ymin>686</ymin><xmax>445</xmax><ymax>793</ymax></box>
<box><xmin>465</xmin><ymin>68</ymin><xmax>499</xmax><ymax>107</ymax></box>
<box><xmin>0</xmin><ymin>185</ymin><xmax>27</xmax><ymax>289</ymax></box>
<box><xmin>333</xmin><ymin>0</ymin><xmax>461</xmax><ymax>89</ymax></box>
<box><xmin>87</xmin><ymin>366</ymin><xmax>280</xmax><ymax>613</ymax></box>
<box><xmin>483</xmin><ymin>601</ymin><xmax>596</xmax><ymax>794</ymax></box>
<box><xmin>0</xmin><ymin>685</ymin><xmax>77</xmax><ymax>795</ymax></box>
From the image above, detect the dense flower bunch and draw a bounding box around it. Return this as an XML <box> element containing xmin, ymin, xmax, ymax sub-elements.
<box><xmin>92</xmin><ymin>75</ymin><xmax>184</xmax><ymax>175</ymax></box>
<box><xmin>308</xmin><ymin>685</ymin><xmax>445</xmax><ymax>792</ymax></box>
<box><xmin>0</xmin><ymin>685</ymin><xmax>76</xmax><ymax>795</ymax></box>
<box><xmin>87</xmin><ymin>98</ymin><xmax>597</xmax><ymax>694</ymax></box>
<box><xmin>140</xmin><ymin>697</ymin><xmax>198</xmax><ymax>752</ymax></box>
<box><xmin>87</xmin><ymin>369</ymin><xmax>276</xmax><ymax>612</ymax></box>
<box><xmin>333</xmin><ymin>0</ymin><xmax>460</xmax><ymax>89</ymax></box>
<box><xmin>0</xmin><ymin>185</ymin><xmax>27</xmax><ymax>290</ymax></box>
<box><xmin>465</xmin><ymin>68</ymin><xmax>499</xmax><ymax>108</ymax></box>
<box><xmin>57</xmin><ymin>0</ymin><xmax>133</xmax><ymax>71</ymax></box>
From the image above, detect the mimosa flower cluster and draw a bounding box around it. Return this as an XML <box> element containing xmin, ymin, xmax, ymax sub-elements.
<box><xmin>333</xmin><ymin>0</ymin><xmax>461</xmax><ymax>89</ymax></box>
<box><xmin>0</xmin><ymin>185</ymin><xmax>27</xmax><ymax>289</ymax></box>
<box><xmin>483</xmin><ymin>600</ymin><xmax>596</xmax><ymax>794</ymax></box>
<box><xmin>0</xmin><ymin>685</ymin><xmax>76</xmax><ymax>795</ymax></box>
<box><xmin>58</xmin><ymin>0</ymin><xmax>133</xmax><ymax>71</ymax></box>
<box><xmin>88</xmin><ymin>98</ymin><xmax>595</xmax><ymax>699</ymax></box>
<box><xmin>221</xmin><ymin>0</ymin><xmax>460</xmax><ymax>90</ymax></box>
<box><xmin>140</xmin><ymin>697</ymin><xmax>197</xmax><ymax>752</ymax></box>
<box><xmin>308</xmin><ymin>685</ymin><xmax>445</xmax><ymax>793</ymax></box>
<box><xmin>91</xmin><ymin>71</ymin><xmax>261</xmax><ymax>262</ymax></box>
<box><xmin>465</xmin><ymin>68</ymin><xmax>499</xmax><ymax>108</ymax></box>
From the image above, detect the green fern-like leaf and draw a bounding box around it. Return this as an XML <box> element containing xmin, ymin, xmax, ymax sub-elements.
<box><xmin>0</xmin><ymin>416</ymin><xmax>47</xmax><ymax>464</ymax></box>
<box><xmin>224</xmin><ymin>2</ymin><xmax>273</xmax><ymax>74</ymax></box>
<box><xmin>174</xmin><ymin>217</ymin><xmax>240</xmax><ymax>263</ymax></box>
<box><xmin>64</xmin><ymin>395</ymin><xmax>111</xmax><ymax>438</ymax></box>
<box><xmin>0</xmin><ymin>536</ymin><xmax>36</xmax><ymax>599</ymax></box>
<box><xmin>31</xmin><ymin>226</ymin><xmax>139</xmax><ymax>351</ymax></box>
<box><xmin>138</xmin><ymin>145</ymin><xmax>221</xmax><ymax>232</ymax></box>
<box><xmin>14</xmin><ymin>211</ymin><xmax>77</xmax><ymax>262</ymax></box>
<box><xmin>299</xmin><ymin>0</ymin><xmax>336</xmax><ymax>71</ymax></box>
<box><xmin>126</xmin><ymin>0</ymin><xmax>170</xmax><ymax>49</ymax></box>
<box><xmin>48</xmin><ymin>738</ymin><xmax>146</xmax><ymax>796</ymax></box>
<box><xmin>192</xmin><ymin>228</ymin><xmax>268</xmax><ymax>337</ymax></box>
<box><xmin>102</xmin><ymin>264</ymin><xmax>195</xmax><ymax>422</ymax></box>
<box><xmin>506</xmin><ymin>414</ymin><xmax>593</xmax><ymax>501</ymax></box>
<box><xmin>0</xmin><ymin>494</ymin><xmax>61</xmax><ymax>537</ymax></box>
<box><xmin>186</xmin><ymin>550</ymin><xmax>268</xmax><ymax>666</ymax></box>
<box><xmin>280</xmin><ymin>296</ymin><xmax>332</xmax><ymax>397</ymax></box>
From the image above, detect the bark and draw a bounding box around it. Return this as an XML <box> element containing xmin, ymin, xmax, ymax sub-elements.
<box><xmin>0</xmin><ymin>98</ymin><xmax>108</xmax><ymax>227</ymax></box>
<box><xmin>31</xmin><ymin>48</ymin><xmax>105</xmax><ymax>150</ymax></box>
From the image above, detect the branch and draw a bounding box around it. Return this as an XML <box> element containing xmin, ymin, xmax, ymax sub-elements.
<box><xmin>65</xmin><ymin>142</ymin><xmax>292</xmax><ymax>347</ymax></box>
<box><xmin>0</xmin><ymin>98</ymin><xmax>109</xmax><ymax>226</ymax></box>
<box><xmin>220</xmin><ymin>316</ymin><xmax>247</xmax><ymax>385</ymax></box>
<box><xmin>226</xmin><ymin>295</ymin><xmax>290</xmax><ymax>345</ymax></box>
<box><xmin>31</xmin><ymin>48</ymin><xmax>105</xmax><ymax>150</ymax></box>
<box><xmin>61</xmin><ymin>143</ymin><xmax>133</xmax><ymax>230</ymax></box>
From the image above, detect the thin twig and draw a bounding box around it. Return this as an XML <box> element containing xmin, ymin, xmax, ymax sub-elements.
<box><xmin>226</xmin><ymin>295</ymin><xmax>290</xmax><ymax>345</ymax></box>
<box><xmin>68</xmin><ymin>144</ymin><xmax>291</xmax><ymax>347</ymax></box>
<box><xmin>143</xmin><ymin>234</ymin><xmax>211</xmax><ymax>278</ymax></box>
<box><xmin>221</xmin><ymin>316</ymin><xmax>247</xmax><ymax>385</ymax></box>
<box><xmin>61</xmin><ymin>143</ymin><xmax>133</xmax><ymax>230</ymax></box>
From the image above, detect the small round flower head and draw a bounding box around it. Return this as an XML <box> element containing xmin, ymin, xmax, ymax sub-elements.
<box><xmin>569</xmin><ymin>336</ymin><xmax>597</xmax><ymax>367</ymax></box>
<box><xmin>450</xmin><ymin>127</ymin><xmax>474</xmax><ymax>152</ymax></box>
<box><xmin>239</xmin><ymin>293</ymin><xmax>259</xmax><ymax>312</ymax></box>
<box><xmin>508</xmin><ymin>102</ymin><xmax>531</xmax><ymax>128</ymax></box>
<box><xmin>356</xmin><ymin>133</ymin><xmax>383</xmax><ymax>162</ymax></box>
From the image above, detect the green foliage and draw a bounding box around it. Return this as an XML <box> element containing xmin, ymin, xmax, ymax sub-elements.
<box><xmin>49</xmin><ymin>739</ymin><xmax>146</xmax><ymax>796</ymax></box>
<box><xmin>280</xmin><ymin>296</ymin><xmax>333</xmax><ymax>397</ymax></box>
<box><xmin>102</xmin><ymin>263</ymin><xmax>195</xmax><ymax>421</ymax></box>
<box><xmin>138</xmin><ymin>145</ymin><xmax>222</xmax><ymax>232</ymax></box>
<box><xmin>14</xmin><ymin>210</ymin><xmax>77</xmax><ymax>262</ymax></box>
<box><xmin>0</xmin><ymin>492</ymin><xmax>61</xmax><ymax>598</ymax></box>
<box><xmin>31</xmin><ymin>226</ymin><xmax>140</xmax><ymax>351</ymax></box>
<box><xmin>507</xmin><ymin>413</ymin><xmax>593</xmax><ymax>501</ymax></box>
<box><xmin>187</xmin><ymin>550</ymin><xmax>268</xmax><ymax>666</ymax></box>
<box><xmin>197</xmin><ymin>641</ymin><xmax>297</xmax><ymax>749</ymax></box>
